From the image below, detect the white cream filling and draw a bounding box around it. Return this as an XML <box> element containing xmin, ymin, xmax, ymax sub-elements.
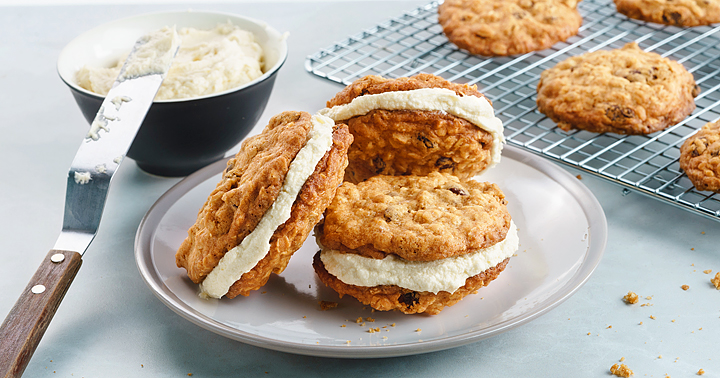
<box><xmin>199</xmin><ymin>114</ymin><xmax>335</xmax><ymax>299</ymax></box>
<box><xmin>318</xmin><ymin>87</ymin><xmax>505</xmax><ymax>169</ymax></box>
<box><xmin>319</xmin><ymin>221</ymin><xmax>518</xmax><ymax>294</ymax></box>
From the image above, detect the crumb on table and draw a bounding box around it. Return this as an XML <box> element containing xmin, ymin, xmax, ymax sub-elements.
<box><xmin>698</xmin><ymin>368</ymin><xmax>705</xmax><ymax>375</ymax></box>
<box><xmin>681</xmin><ymin>285</ymin><xmax>690</xmax><ymax>291</ymax></box>
<box><xmin>712</xmin><ymin>273</ymin><xmax>720</xmax><ymax>289</ymax></box>
<box><xmin>704</xmin><ymin>269</ymin><xmax>712</xmax><ymax>274</ymax></box>
<box><xmin>610</xmin><ymin>363</ymin><xmax>634</xmax><ymax>377</ymax></box>
<box><xmin>319</xmin><ymin>301</ymin><xmax>338</xmax><ymax>311</ymax></box>
<box><xmin>624</xmin><ymin>291</ymin><xmax>639</xmax><ymax>304</ymax></box>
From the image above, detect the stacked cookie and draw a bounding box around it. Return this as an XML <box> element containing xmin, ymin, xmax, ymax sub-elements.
<box><xmin>175</xmin><ymin>74</ymin><xmax>517</xmax><ymax>315</ymax></box>
<box><xmin>314</xmin><ymin>74</ymin><xmax>519</xmax><ymax>314</ymax></box>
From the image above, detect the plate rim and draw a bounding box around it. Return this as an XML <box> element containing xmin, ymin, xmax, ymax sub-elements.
<box><xmin>134</xmin><ymin>145</ymin><xmax>608</xmax><ymax>358</ymax></box>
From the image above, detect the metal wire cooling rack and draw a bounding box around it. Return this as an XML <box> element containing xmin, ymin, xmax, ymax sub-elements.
<box><xmin>306</xmin><ymin>0</ymin><xmax>720</xmax><ymax>222</ymax></box>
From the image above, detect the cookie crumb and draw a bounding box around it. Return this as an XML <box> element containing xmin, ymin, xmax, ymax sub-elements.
<box><xmin>624</xmin><ymin>291</ymin><xmax>639</xmax><ymax>304</ymax></box>
<box><xmin>391</xmin><ymin>323</ymin><xmax>396</xmax><ymax>327</ymax></box>
<box><xmin>698</xmin><ymin>369</ymin><xmax>705</xmax><ymax>375</ymax></box>
<box><xmin>587</xmin><ymin>332</ymin><xmax>591</xmax><ymax>335</ymax></box>
<box><xmin>691</xmin><ymin>248</ymin><xmax>695</xmax><ymax>250</ymax></box>
<box><xmin>303</xmin><ymin>316</ymin><xmax>307</xmax><ymax>318</ymax></box>
<box><xmin>261</xmin><ymin>291</ymin><xmax>267</xmax><ymax>294</ymax></box>
<box><xmin>341</xmin><ymin>324</ymin><xmax>346</xmax><ymax>328</ymax></box>
<box><xmin>607</xmin><ymin>325</ymin><xmax>613</xmax><ymax>329</ymax></box>
<box><xmin>415</xmin><ymin>328</ymin><xmax>422</xmax><ymax>332</ymax></box>
<box><xmin>188</xmin><ymin>374</ymin><xmax>193</xmax><ymax>377</ymax></box>
<box><xmin>703</xmin><ymin>269</ymin><xmax>712</xmax><ymax>274</ymax></box>
<box><xmin>319</xmin><ymin>301</ymin><xmax>338</xmax><ymax>311</ymax></box>
<box><xmin>611</xmin><ymin>363</ymin><xmax>634</xmax><ymax>377</ymax></box>
<box><xmin>650</xmin><ymin>315</ymin><xmax>656</xmax><ymax>320</ymax></box>
<box><xmin>658</xmin><ymin>355</ymin><xmax>663</xmax><ymax>359</ymax></box>
<box><xmin>681</xmin><ymin>285</ymin><xmax>690</xmax><ymax>291</ymax></box>
<box><xmin>639</xmin><ymin>322</ymin><xmax>643</xmax><ymax>325</ymax></box>
<box><xmin>346</xmin><ymin>340</ymin><xmax>351</xmax><ymax>344</ymax></box>
<box><xmin>366</xmin><ymin>317</ymin><xmax>375</xmax><ymax>322</ymax></box>
<box><xmin>383</xmin><ymin>336</ymin><xmax>388</xmax><ymax>340</ymax></box>
<box><xmin>620</xmin><ymin>357</ymin><xmax>625</xmax><ymax>362</ymax></box>
<box><xmin>711</xmin><ymin>273</ymin><xmax>720</xmax><ymax>289</ymax></box>
<box><xmin>576</xmin><ymin>174</ymin><xmax>582</xmax><ymax>180</ymax></box>
<box><xmin>355</xmin><ymin>317</ymin><xmax>363</xmax><ymax>324</ymax></box>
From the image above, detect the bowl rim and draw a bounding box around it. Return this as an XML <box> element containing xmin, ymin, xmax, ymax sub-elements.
<box><xmin>57</xmin><ymin>9</ymin><xmax>288</xmax><ymax>103</ymax></box>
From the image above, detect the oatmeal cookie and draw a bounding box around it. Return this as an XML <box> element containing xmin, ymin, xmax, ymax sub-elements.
<box><xmin>680</xmin><ymin>120</ymin><xmax>720</xmax><ymax>192</ymax></box>
<box><xmin>176</xmin><ymin>111</ymin><xmax>353</xmax><ymax>298</ymax></box>
<box><xmin>614</xmin><ymin>0</ymin><xmax>720</xmax><ymax>27</ymax></box>
<box><xmin>317</xmin><ymin>172</ymin><xmax>511</xmax><ymax>262</ymax></box>
<box><xmin>437</xmin><ymin>0</ymin><xmax>583</xmax><ymax>56</ymax></box>
<box><xmin>321</xmin><ymin>74</ymin><xmax>504</xmax><ymax>183</ymax></box>
<box><xmin>536</xmin><ymin>42</ymin><xmax>698</xmax><ymax>134</ymax></box>
<box><xmin>312</xmin><ymin>252</ymin><xmax>510</xmax><ymax>315</ymax></box>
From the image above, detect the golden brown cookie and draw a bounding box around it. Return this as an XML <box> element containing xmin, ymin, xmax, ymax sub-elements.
<box><xmin>176</xmin><ymin>111</ymin><xmax>353</xmax><ymax>298</ymax></box>
<box><xmin>321</xmin><ymin>74</ymin><xmax>504</xmax><ymax>183</ymax></box>
<box><xmin>614</xmin><ymin>0</ymin><xmax>720</xmax><ymax>27</ymax></box>
<box><xmin>317</xmin><ymin>172</ymin><xmax>511</xmax><ymax>262</ymax></box>
<box><xmin>536</xmin><ymin>42</ymin><xmax>698</xmax><ymax>135</ymax></box>
<box><xmin>312</xmin><ymin>252</ymin><xmax>510</xmax><ymax>315</ymax></box>
<box><xmin>312</xmin><ymin>172</ymin><xmax>518</xmax><ymax>315</ymax></box>
<box><xmin>437</xmin><ymin>0</ymin><xmax>583</xmax><ymax>56</ymax></box>
<box><xmin>680</xmin><ymin>120</ymin><xmax>720</xmax><ymax>192</ymax></box>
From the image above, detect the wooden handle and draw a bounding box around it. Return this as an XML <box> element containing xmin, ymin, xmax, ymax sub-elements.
<box><xmin>0</xmin><ymin>250</ymin><xmax>82</xmax><ymax>378</ymax></box>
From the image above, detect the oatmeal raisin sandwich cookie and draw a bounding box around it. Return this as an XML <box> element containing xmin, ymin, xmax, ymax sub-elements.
<box><xmin>680</xmin><ymin>119</ymin><xmax>720</xmax><ymax>192</ymax></box>
<box><xmin>319</xmin><ymin>73</ymin><xmax>504</xmax><ymax>183</ymax></box>
<box><xmin>437</xmin><ymin>0</ymin><xmax>583</xmax><ymax>56</ymax></box>
<box><xmin>312</xmin><ymin>172</ymin><xmax>519</xmax><ymax>315</ymax></box>
<box><xmin>614</xmin><ymin>0</ymin><xmax>720</xmax><ymax>27</ymax></box>
<box><xmin>176</xmin><ymin>111</ymin><xmax>353</xmax><ymax>299</ymax></box>
<box><xmin>536</xmin><ymin>42</ymin><xmax>699</xmax><ymax>135</ymax></box>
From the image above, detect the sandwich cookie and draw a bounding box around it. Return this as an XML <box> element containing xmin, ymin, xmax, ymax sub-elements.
<box><xmin>176</xmin><ymin>111</ymin><xmax>353</xmax><ymax>299</ymax></box>
<box><xmin>319</xmin><ymin>74</ymin><xmax>504</xmax><ymax>183</ymax></box>
<box><xmin>313</xmin><ymin>172</ymin><xmax>519</xmax><ymax>315</ymax></box>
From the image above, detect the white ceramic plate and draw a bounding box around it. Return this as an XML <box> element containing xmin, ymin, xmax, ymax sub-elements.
<box><xmin>135</xmin><ymin>145</ymin><xmax>607</xmax><ymax>358</ymax></box>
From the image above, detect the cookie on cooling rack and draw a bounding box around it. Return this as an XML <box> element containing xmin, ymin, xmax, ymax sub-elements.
<box><xmin>536</xmin><ymin>42</ymin><xmax>699</xmax><ymax>135</ymax></box>
<box><xmin>614</xmin><ymin>0</ymin><xmax>720</xmax><ymax>27</ymax></box>
<box><xmin>176</xmin><ymin>111</ymin><xmax>352</xmax><ymax>299</ymax></box>
<box><xmin>319</xmin><ymin>73</ymin><xmax>504</xmax><ymax>183</ymax></box>
<box><xmin>680</xmin><ymin>120</ymin><xmax>720</xmax><ymax>192</ymax></box>
<box><xmin>313</xmin><ymin>172</ymin><xmax>519</xmax><ymax>315</ymax></box>
<box><xmin>437</xmin><ymin>0</ymin><xmax>583</xmax><ymax>56</ymax></box>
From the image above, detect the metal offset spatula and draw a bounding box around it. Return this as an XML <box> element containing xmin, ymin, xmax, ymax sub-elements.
<box><xmin>0</xmin><ymin>28</ymin><xmax>179</xmax><ymax>378</ymax></box>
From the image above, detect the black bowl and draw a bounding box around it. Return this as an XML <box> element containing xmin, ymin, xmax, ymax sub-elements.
<box><xmin>58</xmin><ymin>11</ymin><xmax>288</xmax><ymax>176</ymax></box>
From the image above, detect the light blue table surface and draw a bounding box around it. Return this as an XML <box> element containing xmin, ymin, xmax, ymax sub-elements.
<box><xmin>0</xmin><ymin>2</ymin><xmax>718</xmax><ymax>377</ymax></box>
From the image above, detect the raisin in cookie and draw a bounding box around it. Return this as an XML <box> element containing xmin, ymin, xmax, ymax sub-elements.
<box><xmin>313</xmin><ymin>172</ymin><xmax>519</xmax><ymax>315</ymax></box>
<box><xmin>614</xmin><ymin>0</ymin><xmax>720</xmax><ymax>27</ymax></box>
<box><xmin>537</xmin><ymin>42</ymin><xmax>698</xmax><ymax>134</ymax></box>
<box><xmin>176</xmin><ymin>111</ymin><xmax>353</xmax><ymax>299</ymax></box>
<box><xmin>320</xmin><ymin>74</ymin><xmax>504</xmax><ymax>183</ymax></box>
<box><xmin>680</xmin><ymin>120</ymin><xmax>720</xmax><ymax>192</ymax></box>
<box><xmin>437</xmin><ymin>0</ymin><xmax>583</xmax><ymax>56</ymax></box>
